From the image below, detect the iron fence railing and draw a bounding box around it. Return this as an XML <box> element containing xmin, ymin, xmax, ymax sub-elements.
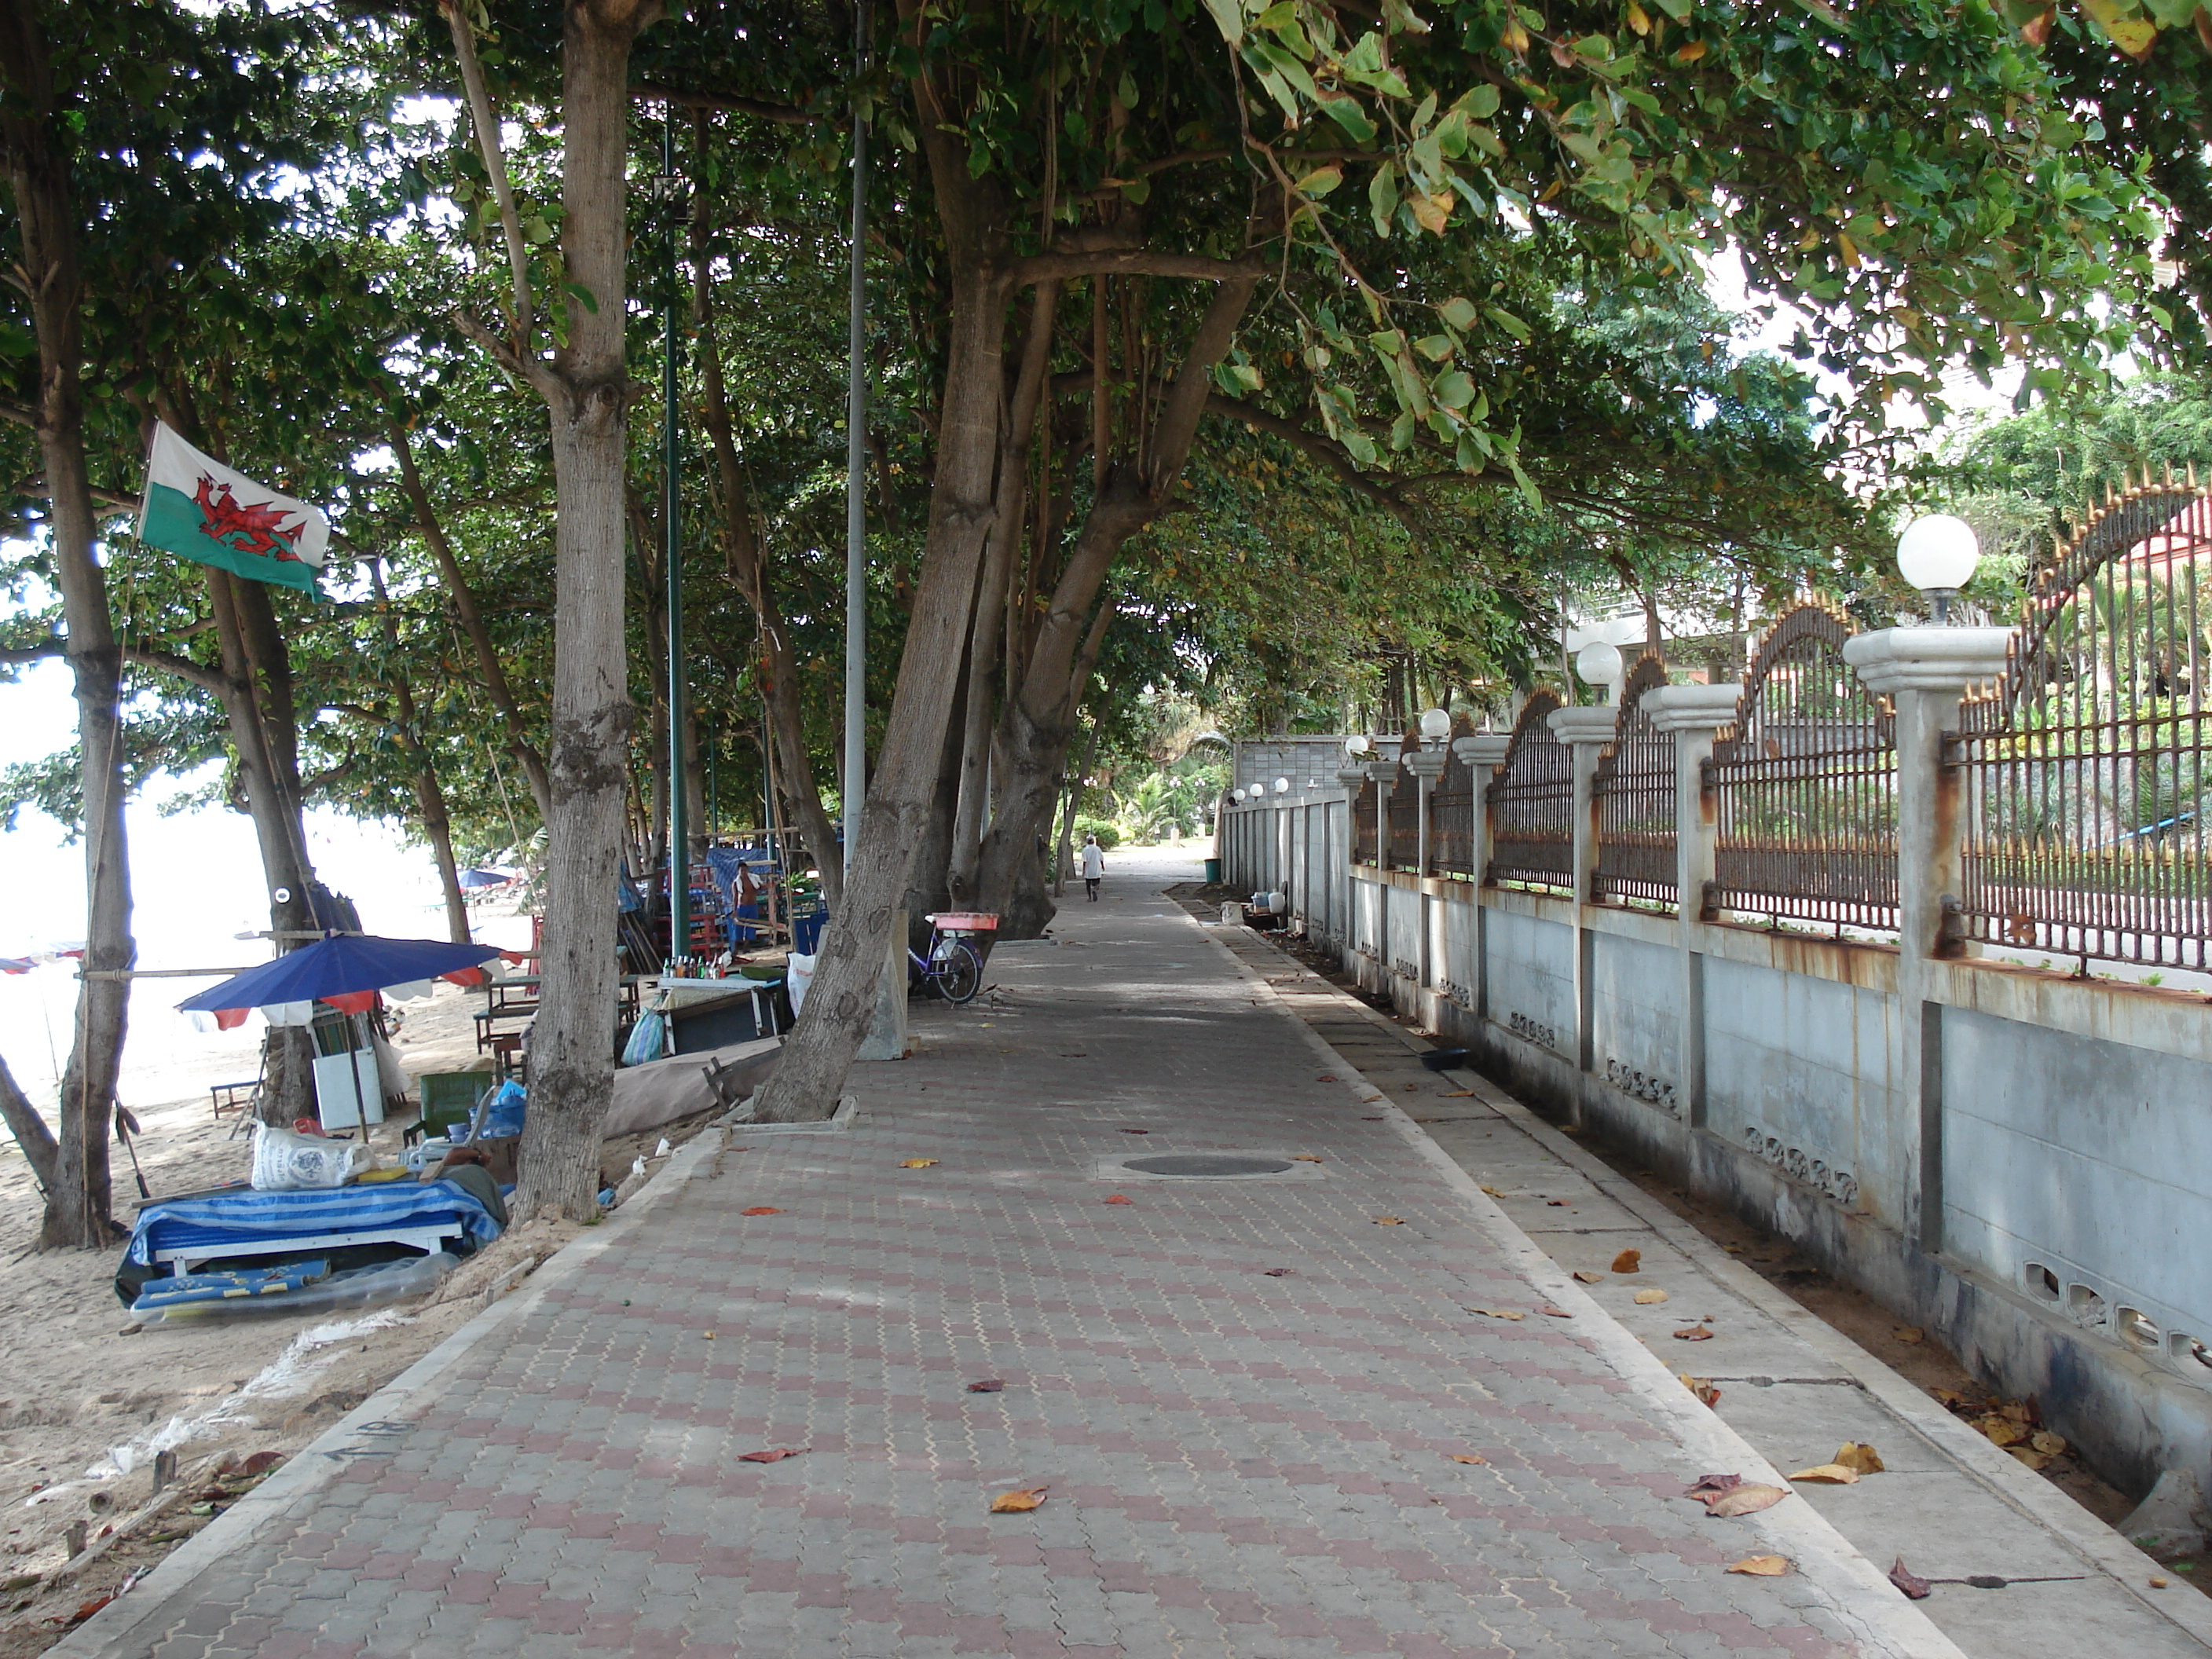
<box><xmin>1431</xmin><ymin>743</ymin><xmax>1478</xmax><ymax>877</ymax></box>
<box><xmin>1352</xmin><ymin>774</ymin><xmax>1379</xmax><ymax>865</ymax></box>
<box><xmin>1705</xmin><ymin>602</ymin><xmax>1899</xmax><ymax>932</ymax></box>
<box><xmin>1593</xmin><ymin>655</ymin><xmax>1678</xmax><ymax>909</ymax></box>
<box><xmin>1950</xmin><ymin>478</ymin><xmax>2212</xmax><ymax>970</ymax></box>
<box><xmin>1486</xmin><ymin>690</ymin><xmax>1573</xmax><ymax>894</ymax></box>
<box><xmin>1386</xmin><ymin>746</ymin><xmax>1421</xmax><ymax>870</ymax></box>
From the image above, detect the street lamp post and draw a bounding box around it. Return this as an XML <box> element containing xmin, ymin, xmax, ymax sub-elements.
<box><xmin>1896</xmin><ymin>514</ymin><xmax>1982</xmax><ymax>624</ymax></box>
<box><xmin>653</xmin><ymin>119</ymin><xmax>688</xmax><ymax>965</ymax></box>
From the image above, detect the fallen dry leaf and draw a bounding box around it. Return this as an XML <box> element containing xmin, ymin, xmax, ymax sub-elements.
<box><xmin>1293</xmin><ymin>1155</ymin><xmax>1324</xmax><ymax>1163</ymax></box>
<box><xmin>1403</xmin><ymin>1082</ymin><xmax>1419</xmax><ymax>1091</ymax></box>
<box><xmin>1673</xmin><ymin>1324</ymin><xmax>1716</xmax><ymax>1342</ymax></box>
<box><xmin>69</xmin><ymin>1598</ymin><xmax>113</xmax><ymax>1624</ymax></box>
<box><xmin>1121</xmin><ymin>1128</ymin><xmax>1149</xmax><ymax>1134</ymax></box>
<box><xmin>967</xmin><ymin>1379</ymin><xmax>1005</xmax><ymax>1393</ymax></box>
<box><xmin>1975</xmin><ymin>1414</ymin><xmax>2028</xmax><ymax>1448</ymax></box>
<box><xmin>2009</xmin><ymin>1447</ymin><xmax>2053</xmax><ymax>1471</ymax></box>
<box><xmin>1685</xmin><ymin>1474</ymin><xmax>1741</xmax><ymax>1497</ymax></box>
<box><xmin>990</xmin><ymin>1486</ymin><xmax>1049</xmax><ymax>1513</ymax></box>
<box><xmin>1466</xmin><ymin>1306</ymin><xmax>1526</xmax><ymax>1321</ymax></box>
<box><xmin>1727</xmin><ymin>1555</ymin><xmax>1791</xmax><ymax>1577</ymax></box>
<box><xmin>1787</xmin><ymin>1464</ymin><xmax>1859</xmax><ymax>1485</ymax></box>
<box><xmin>1316</xmin><ymin>1074</ymin><xmax>1339</xmax><ymax>1082</ymax></box>
<box><xmin>1889</xmin><ymin>1558</ymin><xmax>1932</xmax><ymax>1600</ymax></box>
<box><xmin>900</xmin><ymin>1159</ymin><xmax>939</xmax><ymax>1169</ymax></box>
<box><xmin>2152</xmin><ymin>1576</ymin><xmax>2171</xmax><ymax>1589</ymax></box>
<box><xmin>1572</xmin><ymin>1269</ymin><xmax>1604</xmax><ymax>1284</ymax></box>
<box><xmin>1892</xmin><ymin>1325</ymin><xmax>1925</xmax><ymax>1344</ymax></box>
<box><xmin>1633</xmin><ymin>1288</ymin><xmax>1670</xmax><ymax>1306</ymax></box>
<box><xmin>1440</xmin><ymin>1090</ymin><xmax>1477</xmax><ymax>1097</ymax></box>
<box><xmin>1611</xmin><ymin>1249</ymin><xmax>1642</xmax><ymax>1274</ymax></box>
<box><xmin>1930</xmin><ymin>1386</ymin><xmax>1968</xmax><ymax>1408</ymax></box>
<box><xmin>738</xmin><ymin>1448</ymin><xmax>808</xmax><ymax>1463</ymax></box>
<box><xmin>1547</xmin><ymin>1199</ymin><xmax>1568</xmax><ymax>1207</ymax></box>
<box><xmin>1451</xmin><ymin>1453</ymin><xmax>1488</xmax><ymax>1465</ymax></box>
<box><xmin>1480</xmin><ymin>1185</ymin><xmax>1506</xmax><ymax>1196</ymax></box>
<box><xmin>1375</xmin><ymin>1216</ymin><xmax>1405</xmax><ymax>1225</ymax></box>
<box><xmin>1833</xmin><ymin>1441</ymin><xmax>1885</xmax><ymax>1476</ymax></box>
<box><xmin>701</xmin><ymin>1331</ymin><xmax>716</xmax><ymax>1340</ymax></box>
<box><xmin>1703</xmin><ymin>1483</ymin><xmax>1789</xmax><ymax>1518</ymax></box>
<box><xmin>1539</xmin><ymin>1305</ymin><xmax>1572</xmax><ymax>1318</ymax></box>
<box><xmin>1680</xmin><ymin>1375</ymin><xmax>1723</xmax><ymax>1408</ymax></box>
<box><xmin>2031</xmin><ymin>1430</ymin><xmax>2067</xmax><ymax>1457</ymax></box>
<box><xmin>741</xmin><ymin>1207</ymin><xmax>782</xmax><ymax>1216</ymax></box>
<box><xmin>1261</xmin><ymin>1268</ymin><xmax>1293</xmax><ymax>1276</ymax></box>
<box><xmin>1104</xmin><ymin>1194</ymin><xmax>1134</xmax><ymax>1205</ymax></box>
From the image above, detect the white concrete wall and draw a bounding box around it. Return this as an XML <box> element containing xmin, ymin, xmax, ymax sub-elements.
<box><xmin>1218</xmin><ymin>792</ymin><xmax>2212</xmax><ymax>1497</ymax></box>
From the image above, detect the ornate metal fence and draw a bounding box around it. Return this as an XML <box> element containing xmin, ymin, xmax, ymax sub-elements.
<box><xmin>1387</xmin><ymin>736</ymin><xmax>1422</xmax><ymax>870</ymax></box>
<box><xmin>1949</xmin><ymin>477</ymin><xmax>2212</xmax><ymax>969</ymax></box>
<box><xmin>1705</xmin><ymin>603</ymin><xmax>1899</xmax><ymax>932</ymax></box>
<box><xmin>1430</xmin><ymin>728</ymin><xmax>1478</xmax><ymax>878</ymax></box>
<box><xmin>1485</xmin><ymin>691</ymin><xmax>1573</xmax><ymax>893</ymax></box>
<box><xmin>1351</xmin><ymin>772</ymin><xmax>1379</xmax><ymax>865</ymax></box>
<box><xmin>1593</xmin><ymin>655</ymin><xmax>1678</xmax><ymax>909</ymax></box>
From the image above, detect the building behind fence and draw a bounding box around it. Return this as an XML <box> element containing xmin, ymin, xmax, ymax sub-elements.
<box><xmin>1218</xmin><ymin>479</ymin><xmax>2212</xmax><ymax>1503</ymax></box>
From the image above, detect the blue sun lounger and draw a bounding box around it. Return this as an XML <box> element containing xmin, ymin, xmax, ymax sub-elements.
<box><xmin>126</xmin><ymin>1180</ymin><xmax>503</xmax><ymax>1277</ymax></box>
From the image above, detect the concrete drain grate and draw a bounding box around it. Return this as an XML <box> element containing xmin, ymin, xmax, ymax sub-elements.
<box><xmin>1096</xmin><ymin>1152</ymin><xmax>1326</xmax><ymax>1182</ymax></box>
<box><xmin>1125</xmin><ymin>1154</ymin><xmax>1294</xmax><ymax>1177</ymax></box>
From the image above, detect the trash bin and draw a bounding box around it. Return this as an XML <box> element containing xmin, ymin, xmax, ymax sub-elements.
<box><xmin>791</xmin><ymin>904</ymin><xmax>828</xmax><ymax>954</ymax></box>
<box><xmin>1203</xmin><ymin>858</ymin><xmax>1222</xmax><ymax>885</ymax></box>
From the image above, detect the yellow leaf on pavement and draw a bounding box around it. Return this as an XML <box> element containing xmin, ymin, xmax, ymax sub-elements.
<box><xmin>1834</xmin><ymin>1441</ymin><xmax>1885</xmax><ymax>1475</ymax></box>
<box><xmin>1727</xmin><ymin>1555</ymin><xmax>1791</xmax><ymax>1576</ymax></box>
<box><xmin>990</xmin><ymin>1487</ymin><xmax>1049</xmax><ymax>1514</ymax></box>
<box><xmin>1786</xmin><ymin>1464</ymin><xmax>1859</xmax><ymax>1485</ymax></box>
<box><xmin>1466</xmin><ymin>1306</ymin><xmax>1526</xmax><ymax>1321</ymax></box>
<box><xmin>1451</xmin><ymin>1453</ymin><xmax>1487</xmax><ymax>1465</ymax></box>
<box><xmin>900</xmin><ymin>1159</ymin><xmax>939</xmax><ymax>1168</ymax></box>
<box><xmin>1633</xmin><ymin>1288</ymin><xmax>1669</xmax><ymax>1306</ymax></box>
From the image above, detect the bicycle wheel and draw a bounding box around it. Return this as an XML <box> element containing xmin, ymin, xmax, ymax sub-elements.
<box><xmin>931</xmin><ymin>939</ymin><xmax>983</xmax><ymax>1004</ymax></box>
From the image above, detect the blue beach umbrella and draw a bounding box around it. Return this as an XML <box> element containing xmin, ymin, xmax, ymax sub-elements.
<box><xmin>458</xmin><ymin>868</ymin><xmax>516</xmax><ymax>889</ymax></box>
<box><xmin>178</xmin><ymin>934</ymin><xmax>507</xmax><ymax>1027</ymax></box>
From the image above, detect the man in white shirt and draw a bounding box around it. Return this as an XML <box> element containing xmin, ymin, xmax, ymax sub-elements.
<box><xmin>1079</xmin><ymin>834</ymin><xmax>1105</xmax><ymax>901</ymax></box>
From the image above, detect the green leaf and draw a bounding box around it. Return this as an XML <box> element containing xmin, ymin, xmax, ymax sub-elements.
<box><xmin>564</xmin><ymin>280</ymin><xmax>599</xmax><ymax>315</ymax></box>
<box><xmin>1119</xmin><ymin>177</ymin><xmax>1152</xmax><ymax>204</ymax></box>
<box><xmin>1201</xmin><ymin>0</ymin><xmax>1243</xmax><ymax>46</ymax></box>
<box><xmin>1118</xmin><ymin>71</ymin><xmax>1140</xmax><ymax>108</ymax></box>
<box><xmin>1294</xmin><ymin>163</ymin><xmax>1345</xmax><ymax>196</ymax></box>
<box><xmin>1484</xmin><ymin>304</ymin><xmax>1531</xmax><ymax>342</ymax></box>
<box><xmin>1415</xmin><ymin>332</ymin><xmax>1456</xmax><ymax>361</ymax></box>
<box><xmin>1439</xmin><ymin>296</ymin><xmax>1481</xmax><ymax>330</ymax></box>
<box><xmin>1368</xmin><ymin>162</ymin><xmax>1400</xmax><ymax>237</ymax></box>
<box><xmin>1453</xmin><ymin>84</ymin><xmax>1500</xmax><ymax>119</ymax></box>
<box><xmin>1434</xmin><ymin>370</ymin><xmax>1476</xmax><ymax>408</ymax></box>
<box><xmin>1317</xmin><ymin>96</ymin><xmax>1377</xmax><ymax>142</ymax></box>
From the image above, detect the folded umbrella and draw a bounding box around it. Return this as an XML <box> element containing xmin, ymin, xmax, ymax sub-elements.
<box><xmin>178</xmin><ymin>934</ymin><xmax>508</xmax><ymax>1027</ymax></box>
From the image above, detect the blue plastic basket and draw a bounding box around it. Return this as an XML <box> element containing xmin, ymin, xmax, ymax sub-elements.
<box><xmin>791</xmin><ymin>905</ymin><xmax>828</xmax><ymax>954</ymax></box>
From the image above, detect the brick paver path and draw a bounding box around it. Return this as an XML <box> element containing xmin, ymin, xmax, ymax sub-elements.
<box><xmin>96</xmin><ymin>873</ymin><xmax>1928</xmax><ymax>1658</ymax></box>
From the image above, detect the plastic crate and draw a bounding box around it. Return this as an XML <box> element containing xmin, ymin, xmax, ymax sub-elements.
<box><xmin>416</xmin><ymin>1072</ymin><xmax>492</xmax><ymax>1137</ymax></box>
<box><xmin>928</xmin><ymin>912</ymin><xmax>998</xmax><ymax>934</ymax></box>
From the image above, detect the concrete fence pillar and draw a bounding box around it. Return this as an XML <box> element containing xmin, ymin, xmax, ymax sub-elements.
<box><xmin>1361</xmin><ymin>757</ymin><xmax>1400</xmax><ymax>978</ymax></box>
<box><xmin>1844</xmin><ymin>626</ymin><xmax>2012</xmax><ymax>1253</ymax></box>
<box><xmin>1453</xmin><ymin>733</ymin><xmax>1512</xmax><ymax>1020</ymax></box>
<box><xmin>1549</xmin><ymin>705</ymin><xmax>1617</xmax><ymax>1079</ymax></box>
<box><xmin>1646</xmin><ymin>683</ymin><xmax>1743</xmax><ymax>1127</ymax></box>
<box><xmin>1404</xmin><ymin>745</ymin><xmax>1449</xmax><ymax>876</ymax></box>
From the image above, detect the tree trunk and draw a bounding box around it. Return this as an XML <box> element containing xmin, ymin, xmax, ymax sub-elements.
<box><xmin>1050</xmin><ymin>716</ymin><xmax>1098</xmax><ymax>899</ymax></box>
<box><xmin>905</xmin><ymin>643</ymin><xmax>969</xmax><ymax>953</ymax></box>
<box><xmin>690</xmin><ymin>187</ymin><xmax>844</xmax><ymax>909</ymax></box>
<box><xmin>972</xmin><ymin>276</ymin><xmax>1257</xmax><ymax>936</ymax></box>
<box><xmin>0</xmin><ymin>1048</ymin><xmax>59</xmax><ymax>1196</ymax></box>
<box><xmin>948</xmin><ymin>282</ymin><xmax>1060</xmax><ymax>905</ymax></box>
<box><xmin>748</xmin><ymin>57</ymin><xmax>1009</xmax><ymax>1124</ymax></box>
<box><xmin>513</xmin><ymin>0</ymin><xmax>662</xmax><ymax>1221</ymax></box>
<box><xmin>1</xmin><ymin>3</ymin><xmax>137</xmax><ymax>1247</ymax></box>
<box><xmin>390</xmin><ymin>416</ymin><xmax>555</xmax><ymax>822</ymax></box>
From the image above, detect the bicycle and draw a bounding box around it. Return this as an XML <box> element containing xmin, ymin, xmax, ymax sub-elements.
<box><xmin>909</xmin><ymin>912</ymin><xmax>994</xmax><ymax>1004</ymax></box>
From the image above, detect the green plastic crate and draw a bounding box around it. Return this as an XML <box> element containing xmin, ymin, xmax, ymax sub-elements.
<box><xmin>417</xmin><ymin>1071</ymin><xmax>493</xmax><ymax>1136</ymax></box>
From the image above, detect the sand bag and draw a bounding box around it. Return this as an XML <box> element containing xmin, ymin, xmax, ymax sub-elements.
<box><xmin>786</xmin><ymin>952</ymin><xmax>816</xmax><ymax>1016</ymax></box>
<box><xmin>251</xmin><ymin>1122</ymin><xmax>362</xmax><ymax>1190</ymax></box>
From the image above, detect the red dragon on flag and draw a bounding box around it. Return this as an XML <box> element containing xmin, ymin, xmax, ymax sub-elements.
<box><xmin>192</xmin><ymin>474</ymin><xmax>308</xmax><ymax>562</ymax></box>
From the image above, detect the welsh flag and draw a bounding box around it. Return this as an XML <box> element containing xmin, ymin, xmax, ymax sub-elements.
<box><xmin>137</xmin><ymin>423</ymin><xmax>329</xmax><ymax>594</ymax></box>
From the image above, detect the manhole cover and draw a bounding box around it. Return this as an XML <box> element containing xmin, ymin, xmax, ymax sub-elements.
<box><xmin>1122</xmin><ymin>1154</ymin><xmax>1295</xmax><ymax>1177</ymax></box>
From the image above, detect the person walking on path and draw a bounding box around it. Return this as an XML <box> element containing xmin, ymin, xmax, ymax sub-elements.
<box><xmin>1079</xmin><ymin>833</ymin><xmax>1105</xmax><ymax>901</ymax></box>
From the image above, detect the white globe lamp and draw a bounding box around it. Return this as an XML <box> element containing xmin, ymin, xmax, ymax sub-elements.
<box><xmin>1344</xmin><ymin>733</ymin><xmax>1371</xmax><ymax>756</ymax></box>
<box><xmin>1273</xmin><ymin>777</ymin><xmax>1291</xmax><ymax>795</ymax></box>
<box><xmin>1575</xmin><ymin>640</ymin><xmax>1625</xmax><ymax>702</ymax></box>
<box><xmin>1896</xmin><ymin>514</ymin><xmax>1980</xmax><ymax>624</ymax></box>
<box><xmin>1418</xmin><ymin>706</ymin><xmax>1451</xmax><ymax>742</ymax></box>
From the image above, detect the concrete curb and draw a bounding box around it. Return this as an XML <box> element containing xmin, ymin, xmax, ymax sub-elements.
<box><xmin>48</xmin><ymin>1125</ymin><xmax>730</xmax><ymax>1659</ymax></box>
<box><xmin>1240</xmin><ymin>933</ymin><xmax>2212</xmax><ymax>1650</ymax></box>
<box><xmin>1185</xmin><ymin>910</ymin><xmax>1972</xmax><ymax>1659</ymax></box>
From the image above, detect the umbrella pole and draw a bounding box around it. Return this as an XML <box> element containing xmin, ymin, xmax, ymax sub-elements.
<box><xmin>349</xmin><ymin>1010</ymin><xmax>368</xmax><ymax>1131</ymax></box>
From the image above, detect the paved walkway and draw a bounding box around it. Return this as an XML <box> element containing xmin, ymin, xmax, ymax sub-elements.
<box><xmin>71</xmin><ymin>862</ymin><xmax>1962</xmax><ymax>1659</ymax></box>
